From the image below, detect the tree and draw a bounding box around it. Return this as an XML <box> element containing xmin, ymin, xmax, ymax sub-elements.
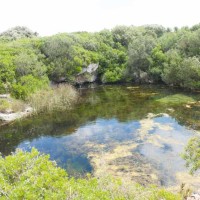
<box><xmin>149</xmin><ymin>44</ymin><xmax>167</xmax><ymax>82</ymax></box>
<box><xmin>0</xmin><ymin>47</ymin><xmax>16</xmax><ymax>93</ymax></box>
<box><xmin>41</xmin><ymin>34</ymin><xmax>76</xmax><ymax>81</ymax></box>
<box><xmin>14</xmin><ymin>51</ymin><xmax>47</xmax><ymax>78</ymax></box>
<box><xmin>0</xmin><ymin>26</ymin><xmax>38</xmax><ymax>41</ymax></box>
<box><xmin>112</xmin><ymin>25</ymin><xmax>130</xmax><ymax>47</ymax></box>
<box><xmin>161</xmin><ymin>49</ymin><xmax>183</xmax><ymax>86</ymax></box>
<box><xmin>179</xmin><ymin>57</ymin><xmax>200</xmax><ymax>89</ymax></box>
<box><xmin>127</xmin><ymin>34</ymin><xmax>157</xmax><ymax>81</ymax></box>
<box><xmin>143</xmin><ymin>25</ymin><xmax>166</xmax><ymax>38</ymax></box>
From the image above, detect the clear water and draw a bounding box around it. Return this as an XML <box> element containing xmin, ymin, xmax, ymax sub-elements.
<box><xmin>0</xmin><ymin>84</ymin><xmax>200</xmax><ymax>187</ymax></box>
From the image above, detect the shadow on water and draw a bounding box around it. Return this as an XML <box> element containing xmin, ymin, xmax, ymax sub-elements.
<box><xmin>0</xmin><ymin>84</ymin><xmax>200</xmax><ymax>186</ymax></box>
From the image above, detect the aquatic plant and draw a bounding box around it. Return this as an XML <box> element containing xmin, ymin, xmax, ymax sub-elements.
<box><xmin>156</xmin><ymin>94</ymin><xmax>195</xmax><ymax>105</ymax></box>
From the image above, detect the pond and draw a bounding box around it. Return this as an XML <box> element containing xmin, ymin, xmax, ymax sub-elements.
<box><xmin>0</xmin><ymin>84</ymin><xmax>200</xmax><ymax>189</ymax></box>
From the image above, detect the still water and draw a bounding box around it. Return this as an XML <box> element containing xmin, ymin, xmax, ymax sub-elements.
<box><xmin>0</xmin><ymin>85</ymin><xmax>200</xmax><ymax>188</ymax></box>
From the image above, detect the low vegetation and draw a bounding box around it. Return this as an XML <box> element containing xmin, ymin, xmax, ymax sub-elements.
<box><xmin>0</xmin><ymin>148</ymin><xmax>181</xmax><ymax>200</ymax></box>
<box><xmin>0</xmin><ymin>99</ymin><xmax>10</xmax><ymax>113</ymax></box>
<box><xmin>0</xmin><ymin>98</ymin><xmax>25</xmax><ymax>113</ymax></box>
<box><xmin>182</xmin><ymin>136</ymin><xmax>200</xmax><ymax>174</ymax></box>
<box><xmin>28</xmin><ymin>84</ymin><xmax>78</xmax><ymax>113</ymax></box>
<box><xmin>156</xmin><ymin>94</ymin><xmax>195</xmax><ymax>105</ymax></box>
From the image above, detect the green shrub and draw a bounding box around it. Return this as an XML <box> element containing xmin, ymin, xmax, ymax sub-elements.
<box><xmin>102</xmin><ymin>67</ymin><xmax>124</xmax><ymax>83</ymax></box>
<box><xmin>0</xmin><ymin>148</ymin><xmax>181</xmax><ymax>200</ymax></box>
<box><xmin>11</xmin><ymin>75</ymin><xmax>49</xmax><ymax>100</ymax></box>
<box><xmin>0</xmin><ymin>148</ymin><xmax>69</xmax><ymax>200</ymax></box>
<box><xmin>182</xmin><ymin>136</ymin><xmax>200</xmax><ymax>174</ymax></box>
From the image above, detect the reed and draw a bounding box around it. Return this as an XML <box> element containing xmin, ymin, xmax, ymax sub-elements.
<box><xmin>28</xmin><ymin>84</ymin><xmax>78</xmax><ymax>113</ymax></box>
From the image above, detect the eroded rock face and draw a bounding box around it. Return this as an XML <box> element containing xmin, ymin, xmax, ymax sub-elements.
<box><xmin>75</xmin><ymin>63</ymin><xmax>99</xmax><ymax>84</ymax></box>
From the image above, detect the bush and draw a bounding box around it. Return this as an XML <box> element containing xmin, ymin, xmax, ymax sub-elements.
<box><xmin>162</xmin><ymin>54</ymin><xmax>200</xmax><ymax>89</ymax></box>
<box><xmin>0</xmin><ymin>148</ymin><xmax>181</xmax><ymax>200</ymax></box>
<box><xmin>0</xmin><ymin>98</ymin><xmax>26</xmax><ymax>113</ymax></box>
<box><xmin>28</xmin><ymin>84</ymin><xmax>78</xmax><ymax>113</ymax></box>
<box><xmin>102</xmin><ymin>67</ymin><xmax>124</xmax><ymax>83</ymax></box>
<box><xmin>11</xmin><ymin>75</ymin><xmax>49</xmax><ymax>100</ymax></box>
<box><xmin>0</xmin><ymin>148</ymin><xmax>69</xmax><ymax>199</ymax></box>
<box><xmin>182</xmin><ymin>136</ymin><xmax>200</xmax><ymax>174</ymax></box>
<box><xmin>179</xmin><ymin>57</ymin><xmax>200</xmax><ymax>89</ymax></box>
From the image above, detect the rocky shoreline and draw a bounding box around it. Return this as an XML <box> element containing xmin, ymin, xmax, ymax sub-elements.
<box><xmin>0</xmin><ymin>106</ymin><xmax>33</xmax><ymax>122</ymax></box>
<box><xmin>0</xmin><ymin>94</ymin><xmax>33</xmax><ymax>125</ymax></box>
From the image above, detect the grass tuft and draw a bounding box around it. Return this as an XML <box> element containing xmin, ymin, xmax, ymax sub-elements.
<box><xmin>28</xmin><ymin>84</ymin><xmax>78</xmax><ymax>113</ymax></box>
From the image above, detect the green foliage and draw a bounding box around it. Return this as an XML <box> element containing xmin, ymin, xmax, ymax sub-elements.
<box><xmin>179</xmin><ymin>57</ymin><xmax>200</xmax><ymax>89</ymax></box>
<box><xmin>0</xmin><ymin>148</ymin><xmax>181</xmax><ymax>200</ymax></box>
<box><xmin>0</xmin><ymin>37</ymin><xmax>48</xmax><ymax>97</ymax></box>
<box><xmin>112</xmin><ymin>25</ymin><xmax>130</xmax><ymax>47</ymax></box>
<box><xmin>0</xmin><ymin>148</ymin><xmax>68</xmax><ymax>199</ymax></box>
<box><xmin>161</xmin><ymin>50</ymin><xmax>200</xmax><ymax>89</ymax></box>
<box><xmin>11</xmin><ymin>75</ymin><xmax>49</xmax><ymax>100</ymax></box>
<box><xmin>0</xmin><ymin>26</ymin><xmax>38</xmax><ymax>41</ymax></box>
<box><xmin>143</xmin><ymin>25</ymin><xmax>167</xmax><ymax>38</ymax></box>
<box><xmin>182</xmin><ymin>137</ymin><xmax>200</xmax><ymax>174</ymax></box>
<box><xmin>1</xmin><ymin>23</ymin><xmax>200</xmax><ymax>96</ymax></box>
<box><xmin>161</xmin><ymin>49</ymin><xmax>183</xmax><ymax>86</ymax></box>
<box><xmin>127</xmin><ymin>34</ymin><xmax>157</xmax><ymax>81</ymax></box>
<box><xmin>14</xmin><ymin>51</ymin><xmax>47</xmax><ymax>78</ymax></box>
<box><xmin>149</xmin><ymin>45</ymin><xmax>167</xmax><ymax>82</ymax></box>
<box><xmin>0</xmin><ymin>46</ymin><xmax>16</xmax><ymax>92</ymax></box>
<box><xmin>102</xmin><ymin>67</ymin><xmax>124</xmax><ymax>83</ymax></box>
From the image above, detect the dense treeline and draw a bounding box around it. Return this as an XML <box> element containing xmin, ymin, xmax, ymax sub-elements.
<box><xmin>0</xmin><ymin>24</ymin><xmax>200</xmax><ymax>99</ymax></box>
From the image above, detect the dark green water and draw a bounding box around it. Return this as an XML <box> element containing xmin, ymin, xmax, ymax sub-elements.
<box><xmin>0</xmin><ymin>85</ymin><xmax>200</xmax><ymax>187</ymax></box>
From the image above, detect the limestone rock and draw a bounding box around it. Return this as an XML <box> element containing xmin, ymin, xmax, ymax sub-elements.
<box><xmin>187</xmin><ymin>191</ymin><xmax>200</xmax><ymax>200</ymax></box>
<box><xmin>0</xmin><ymin>106</ymin><xmax>33</xmax><ymax>122</ymax></box>
<box><xmin>76</xmin><ymin>63</ymin><xmax>99</xmax><ymax>84</ymax></box>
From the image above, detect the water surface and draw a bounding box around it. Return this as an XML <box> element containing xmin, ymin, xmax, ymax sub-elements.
<box><xmin>0</xmin><ymin>85</ymin><xmax>200</xmax><ymax>188</ymax></box>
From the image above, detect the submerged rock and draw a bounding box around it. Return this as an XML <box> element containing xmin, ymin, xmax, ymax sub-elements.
<box><xmin>75</xmin><ymin>63</ymin><xmax>99</xmax><ymax>84</ymax></box>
